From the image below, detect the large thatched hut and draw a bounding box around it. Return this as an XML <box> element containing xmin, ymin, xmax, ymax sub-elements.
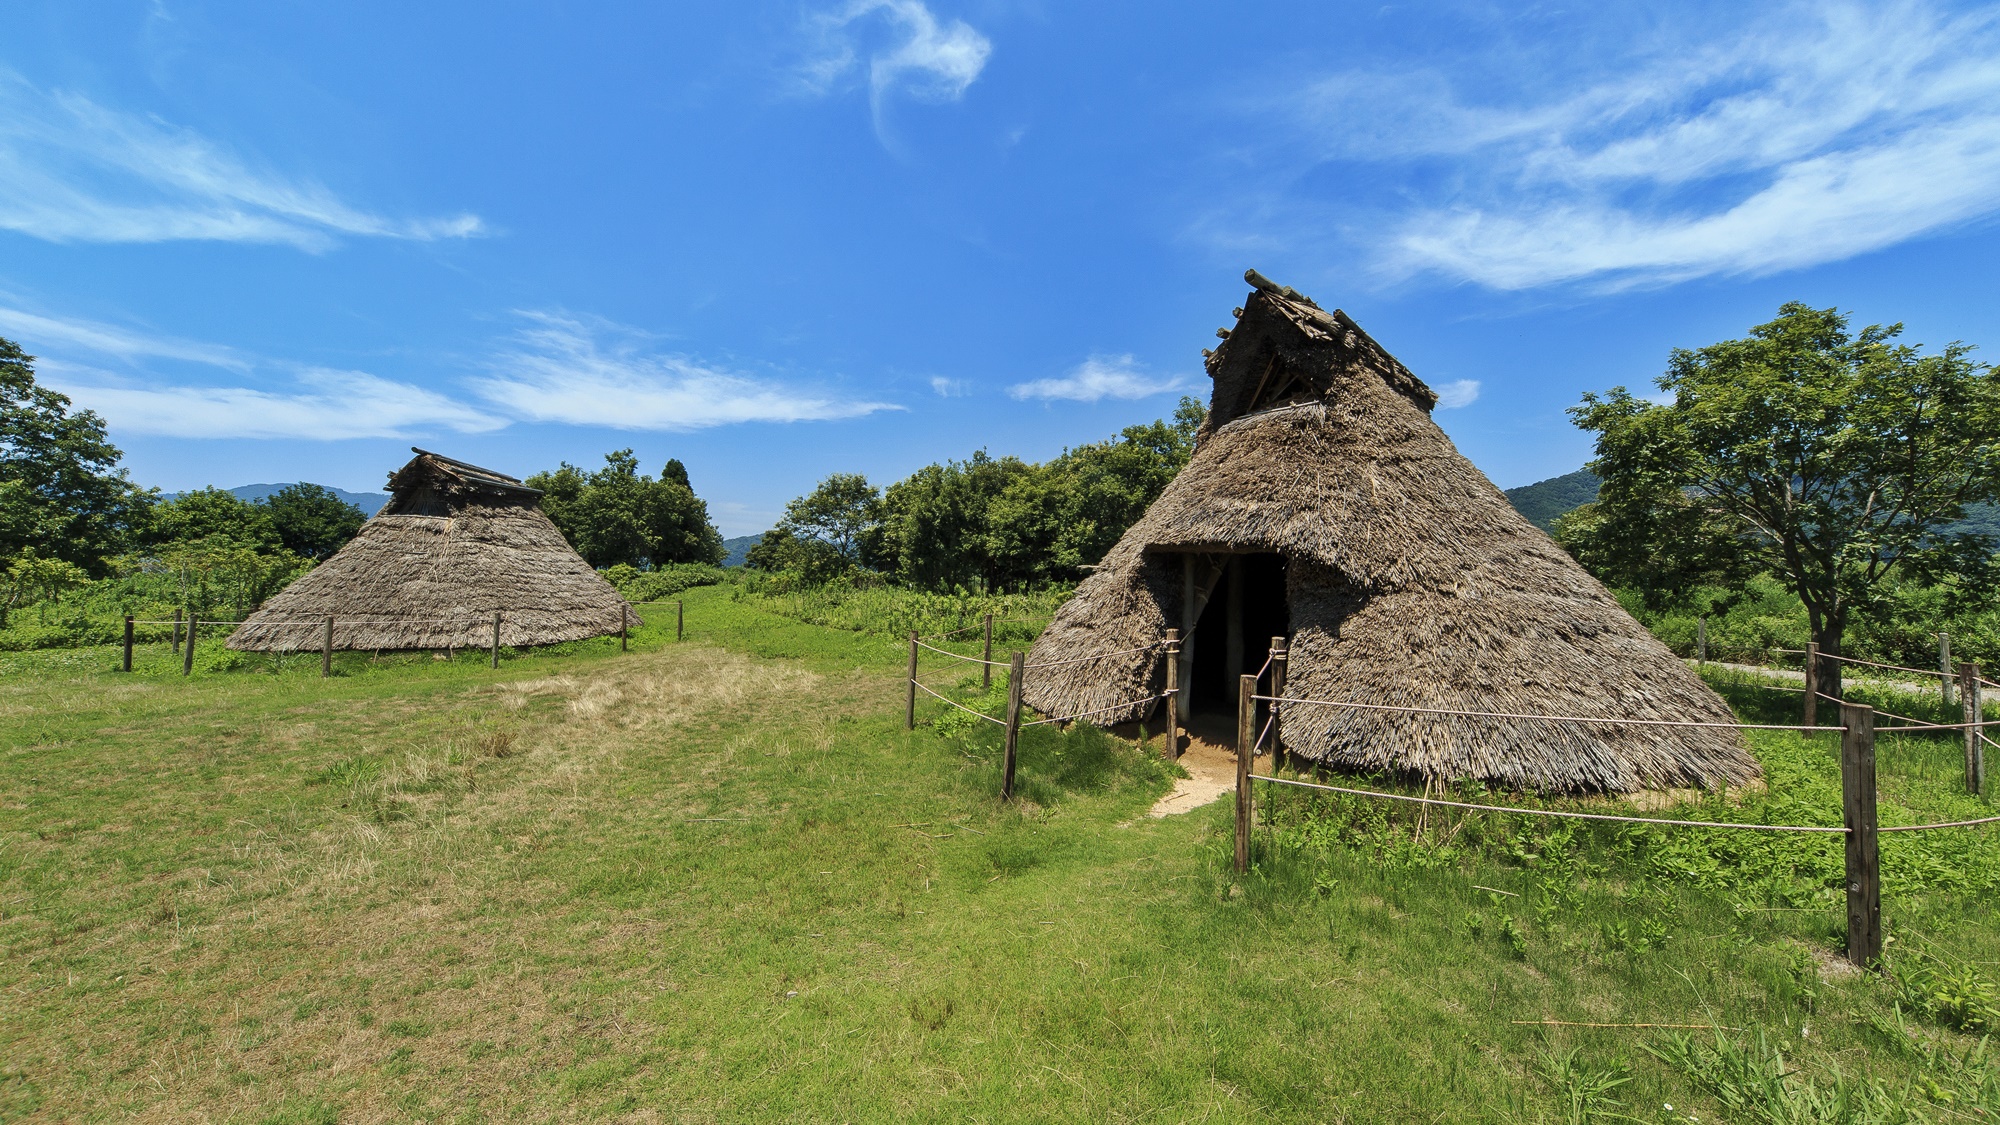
<box><xmin>1021</xmin><ymin>272</ymin><xmax>1759</xmax><ymax>793</ymax></box>
<box><xmin>229</xmin><ymin>449</ymin><xmax>637</xmax><ymax>653</ymax></box>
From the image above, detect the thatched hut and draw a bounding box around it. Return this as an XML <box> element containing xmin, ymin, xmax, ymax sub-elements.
<box><xmin>1021</xmin><ymin>272</ymin><xmax>1759</xmax><ymax>793</ymax></box>
<box><xmin>229</xmin><ymin>449</ymin><xmax>637</xmax><ymax>653</ymax></box>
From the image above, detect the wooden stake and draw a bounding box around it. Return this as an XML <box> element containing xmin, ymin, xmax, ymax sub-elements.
<box><xmin>1236</xmin><ymin>673</ymin><xmax>1255</xmax><ymax>875</ymax></box>
<box><xmin>1939</xmin><ymin>632</ymin><xmax>1955</xmax><ymax>709</ymax></box>
<box><xmin>1270</xmin><ymin>636</ymin><xmax>1288</xmax><ymax>770</ymax></box>
<box><xmin>491</xmin><ymin>611</ymin><xmax>502</xmax><ymax>669</ymax></box>
<box><xmin>1963</xmin><ymin>662</ymin><xmax>1985</xmax><ymax>796</ymax></box>
<box><xmin>172</xmin><ymin>607</ymin><xmax>183</xmax><ymax>655</ymax></box>
<box><xmin>1164</xmin><ymin>628</ymin><xmax>1181</xmax><ymax>761</ymax></box>
<box><xmin>182</xmin><ymin>617</ymin><xmax>196</xmax><ymax>676</ymax></box>
<box><xmin>321</xmin><ymin>615</ymin><xmax>334</xmax><ymax>678</ymax></box>
<box><xmin>1841</xmin><ymin>701</ymin><xmax>1880</xmax><ymax>970</ymax></box>
<box><xmin>1697</xmin><ymin>616</ymin><xmax>1707</xmax><ymax>668</ymax></box>
<box><xmin>1002</xmin><ymin>651</ymin><xmax>1024</xmax><ymax>800</ymax></box>
<box><xmin>621</xmin><ymin>605</ymin><xmax>629</xmax><ymax>651</ymax></box>
<box><xmin>122</xmin><ymin>615</ymin><xmax>134</xmax><ymax>672</ymax></box>
<box><xmin>905</xmin><ymin>631</ymin><xmax>919</xmax><ymax>731</ymax></box>
<box><xmin>981</xmin><ymin>613</ymin><xmax>994</xmax><ymax>691</ymax></box>
<box><xmin>1803</xmin><ymin>641</ymin><xmax>1819</xmax><ymax>729</ymax></box>
<box><xmin>677</xmin><ymin>599</ymin><xmax>684</xmax><ymax>642</ymax></box>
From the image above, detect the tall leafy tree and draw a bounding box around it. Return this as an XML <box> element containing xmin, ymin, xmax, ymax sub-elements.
<box><xmin>0</xmin><ymin>337</ymin><xmax>152</xmax><ymax>573</ymax></box>
<box><xmin>150</xmin><ymin>487</ymin><xmax>283</xmax><ymax>551</ymax></box>
<box><xmin>1572</xmin><ymin>303</ymin><xmax>2000</xmax><ymax>695</ymax></box>
<box><xmin>526</xmin><ymin>451</ymin><xmax>724</xmax><ymax>569</ymax></box>
<box><xmin>261</xmin><ymin>484</ymin><xmax>367</xmax><ymax>560</ymax></box>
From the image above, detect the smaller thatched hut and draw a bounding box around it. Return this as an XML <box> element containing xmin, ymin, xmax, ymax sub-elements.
<box><xmin>1021</xmin><ymin>271</ymin><xmax>1761</xmax><ymax>794</ymax></box>
<box><xmin>229</xmin><ymin>449</ymin><xmax>637</xmax><ymax>653</ymax></box>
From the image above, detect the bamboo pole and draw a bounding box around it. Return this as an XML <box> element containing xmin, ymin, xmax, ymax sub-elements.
<box><xmin>621</xmin><ymin>605</ymin><xmax>629</xmax><ymax>651</ymax></box>
<box><xmin>321</xmin><ymin>616</ymin><xmax>334</xmax><ymax>677</ymax></box>
<box><xmin>1235</xmin><ymin>673</ymin><xmax>1255</xmax><ymax>875</ymax></box>
<box><xmin>1002</xmin><ymin>651</ymin><xmax>1024</xmax><ymax>800</ymax></box>
<box><xmin>182</xmin><ymin>616</ymin><xmax>196</xmax><ymax>676</ymax></box>
<box><xmin>1164</xmin><ymin>628</ymin><xmax>1181</xmax><ymax>761</ymax></box>
<box><xmin>1842</xmin><ymin>701</ymin><xmax>1880</xmax><ymax>970</ymax></box>
<box><xmin>1803</xmin><ymin>641</ymin><xmax>1819</xmax><ymax>729</ymax></box>
<box><xmin>1963</xmin><ymin>662</ymin><xmax>1985</xmax><ymax>796</ymax></box>
<box><xmin>1270</xmin><ymin>636</ymin><xmax>1288</xmax><ymax>771</ymax></box>
<box><xmin>905</xmin><ymin>631</ymin><xmax>919</xmax><ymax>731</ymax></box>
<box><xmin>491</xmin><ymin>611</ymin><xmax>502</xmax><ymax>669</ymax></box>
<box><xmin>981</xmin><ymin>613</ymin><xmax>994</xmax><ymax>691</ymax></box>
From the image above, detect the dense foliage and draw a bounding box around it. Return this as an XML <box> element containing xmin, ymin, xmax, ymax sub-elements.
<box><xmin>0</xmin><ymin>337</ymin><xmax>151</xmax><ymax>574</ymax></box>
<box><xmin>527</xmin><ymin>450</ymin><xmax>726</xmax><ymax>570</ymax></box>
<box><xmin>1566</xmin><ymin>303</ymin><xmax>2000</xmax><ymax>688</ymax></box>
<box><xmin>750</xmin><ymin>397</ymin><xmax>1204</xmax><ymax>591</ymax></box>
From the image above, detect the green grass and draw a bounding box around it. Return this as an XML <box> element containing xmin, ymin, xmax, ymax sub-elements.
<box><xmin>2</xmin><ymin>584</ymin><xmax>1997</xmax><ymax>1122</ymax></box>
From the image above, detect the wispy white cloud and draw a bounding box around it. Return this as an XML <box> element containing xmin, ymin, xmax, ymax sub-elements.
<box><xmin>473</xmin><ymin>312</ymin><xmax>900</xmax><ymax>430</ymax></box>
<box><xmin>1288</xmin><ymin>1</ymin><xmax>2000</xmax><ymax>289</ymax></box>
<box><xmin>929</xmin><ymin>375</ymin><xmax>970</xmax><ymax>396</ymax></box>
<box><xmin>1433</xmin><ymin>379</ymin><xmax>1481</xmax><ymax>409</ymax></box>
<box><xmin>1008</xmin><ymin>355</ymin><xmax>1191</xmax><ymax>403</ymax></box>
<box><xmin>0</xmin><ymin>304</ymin><xmax>248</xmax><ymax>371</ymax></box>
<box><xmin>0</xmin><ymin>70</ymin><xmax>481</xmax><ymax>249</ymax></box>
<box><xmin>800</xmin><ymin>0</ymin><xmax>991</xmax><ymax>145</ymax></box>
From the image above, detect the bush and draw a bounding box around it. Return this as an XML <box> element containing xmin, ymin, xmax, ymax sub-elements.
<box><xmin>604</xmin><ymin>563</ymin><xmax>731</xmax><ymax>603</ymax></box>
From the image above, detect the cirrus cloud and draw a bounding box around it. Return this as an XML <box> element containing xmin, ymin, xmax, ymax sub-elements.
<box><xmin>1008</xmin><ymin>354</ymin><xmax>1193</xmax><ymax>403</ymax></box>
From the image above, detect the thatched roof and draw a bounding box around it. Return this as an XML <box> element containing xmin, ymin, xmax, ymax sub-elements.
<box><xmin>229</xmin><ymin>449</ymin><xmax>637</xmax><ymax>652</ymax></box>
<box><xmin>1021</xmin><ymin>273</ymin><xmax>1760</xmax><ymax>793</ymax></box>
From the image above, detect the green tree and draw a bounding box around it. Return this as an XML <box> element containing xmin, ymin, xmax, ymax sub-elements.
<box><xmin>261</xmin><ymin>484</ymin><xmax>365</xmax><ymax>560</ymax></box>
<box><xmin>0</xmin><ymin>337</ymin><xmax>152</xmax><ymax>573</ymax></box>
<box><xmin>525</xmin><ymin>451</ymin><xmax>724</xmax><ymax>569</ymax></box>
<box><xmin>151</xmin><ymin>487</ymin><xmax>282</xmax><ymax>551</ymax></box>
<box><xmin>776</xmin><ymin>473</ymin><xmax>882</xmax><ymax>578</ymax></box>
<box><xmin>1572</xmin><ymin>303</ymin><xmax>2000</xmax><ymax>695</ymax></box>
<box><xmin>1</xmin><ymin>549</ymin><xmax>89</xmax><ymax>628</ymax></box>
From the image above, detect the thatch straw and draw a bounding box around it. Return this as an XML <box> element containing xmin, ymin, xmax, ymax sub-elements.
<box><xmin>229</xmin><ymin>450</ymin><xmax>636</xmax><ymax>653</ymax></box>
<box><xmin>1021</xmin><ymin>282</ymin><xmax>1761</xmax><ymax>793</ymax></box>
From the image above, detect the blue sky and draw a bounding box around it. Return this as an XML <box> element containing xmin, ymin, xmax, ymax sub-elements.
<box><xmin>6</xmin><ymin>1</ymin><xmax>2000</xmax><ymax>536</ymax></box>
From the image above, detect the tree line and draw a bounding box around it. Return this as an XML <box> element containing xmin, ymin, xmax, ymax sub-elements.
<box><xmin>747</xmin><ymin>397</ymin><xmax>1205</xmax><ymax>591</ymax></box>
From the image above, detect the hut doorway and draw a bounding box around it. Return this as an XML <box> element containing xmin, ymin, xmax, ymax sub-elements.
<box><xmin>1187</xmin><ymin>553</ymin><xmax>1289</xmax><ymax>716</ymax></box>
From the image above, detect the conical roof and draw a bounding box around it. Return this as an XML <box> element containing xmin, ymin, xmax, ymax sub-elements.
<box><xmin>1022</xmin><ymin>274</ymin><xmax>1760</xmax><ymax>793</ymax></box>
<box><xmin>228</xmin><ymin>449</ymin><xmax>637</xmax><ymax>653</ymax></box>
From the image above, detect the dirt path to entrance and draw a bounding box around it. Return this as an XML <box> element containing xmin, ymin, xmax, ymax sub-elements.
<box><xmin>1146</xmin><ymin>714</ymin><xmax>1242</xmax><ymax>818</ymax></box>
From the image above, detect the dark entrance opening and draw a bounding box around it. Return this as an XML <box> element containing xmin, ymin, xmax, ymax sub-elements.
<box><xmin>1190</xmin><ymin>553</ymin><xmax>1289</xmax><ymax>715</ymax></box>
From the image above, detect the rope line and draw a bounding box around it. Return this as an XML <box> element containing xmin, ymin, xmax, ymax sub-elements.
<box><xmin>1251</xmin><ymin>694</ymin><xmax>1830</xmax><ymax>733</ymax></box>
<box><xmin>917</xmin><ymin>622</ymin><xmax>985</xmax><ymax>642</ymax></box>
<box><xmin>1881</xmin><ymin>815</ymin><xmax>2000</xmax><ymax>832</ymax></box>
<box><xmin>911</xmin><ymin>682</ymin><xmax>1007</xmax><ymax>726</ymax></box>
<box><xmin>913</xmin><ymin>638</ymin><xmax>1008</xmax><ymax>667</ymax></box>
<box><xmin>1025</xmin><ymin>642</ymin><xmax>1163</xmax><ymax>670</ymax></box>
<box><xmin>1022</xmin><ymin>692</ymin><xmax>1173</xmax><ymax>727</ymax></box>
<box><xmin>1249</xmin><ymin>774</ymin><xmax>1846</xmax><ymax>833</ymax></box>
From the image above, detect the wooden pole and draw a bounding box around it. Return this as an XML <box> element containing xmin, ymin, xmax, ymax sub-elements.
<box><xmin>172</xmin><ymin>607</ymin><xmax>183</xmax><ymax>655</ymax></box>
<box><xmin>905</xmin><ymin>631</ymin><xmax>919</xmax><ymax>731</ymax></box>
<box><xmin>1841</xmin><ymin>701</ymin><xmax>1880</xmax><ymax>970</ymax></box>
<box><xmin>1235</xmin><ymin>673</ymin><xmax>1255</xmax><ymax>875</ymax></box>
<box><xmin>1963</xmin><ymin>662</ymin><xmax>1985</xmax><ymax>796</ymax></box>
<box><xmin>122</xmin><ymin>615</ymin><xmax>134</xmax><ymax>672</ymax></box>
<box><xmin>491</xmin><ymin>611</ymin><xmax>502</xmax><ymax>669</ymax></box>
<box><xmin>1164</xmin><ymin>628</ymin><xmax>1181</xmax><ymax>761</ymax></box>
<box><xmin>620</xmin><ymin>605</ymin><xmax>629</xmax><ymax>651</ymax></box>
<box><xmin>1939</xmin><ymin>632</ymin><xmax>1955</xmax><ymax>709</ymax></box>
<box><xmin>677</xmin><ymin>599</ymin><xmax>684</xmax><ymax>642</ymax></box>
<box><xmin>182</xmin><ymin>617</ymin><xmax>196</xmax><ymax>676</ymax></box>
<box><xmin>321</xmin><ymin>615</ymin><xmax>334</xmax><ymax>677</ymax></box>
<box><xmin>981</xmin><ymin>613</ymin><xmax>994</xmax><ymax>691</ymax></box>
<box><xmin>1803</xmin><ymin>641</ymin><xmax>1819</xmax><ymax>729</ymax></box>
<box><xmin>1697</xmin><ymin>616</ymin><xmax>1707</xmax><ymax>668</ymax></box>
<box><xmin>1269</xmin><ymin>636</ymin><xmax>1288</xmax><ymax>771</ymax></box>
<box><xmin>1002</xmin><ymin>651</ymin><xmax>1024</xmax><ymax>800</ymax></box>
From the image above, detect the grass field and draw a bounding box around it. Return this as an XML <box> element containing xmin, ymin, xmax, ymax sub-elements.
<box><xmin>4</xmin><ymin>585</ymin><xmax>1998</xmax><ymax>1123</ymax></box>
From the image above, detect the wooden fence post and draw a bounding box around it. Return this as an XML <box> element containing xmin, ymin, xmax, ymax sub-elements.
<box><xmin>321</xmin><ymin>616</ymin><xmax>334</xmax><ymax>677</ymax></box>
<box><xmin>1269</xmin><ymin>636</ymin><xmax>1288</xmax><ymax>770</ymax></box>
<box><xmin>122</xmin><ymin>615</ymin><xmax>134</xmax><ymax>672</ymax></box>
<box><xmin>1236</xmin><ymin>673</ymin><xmax>1255</xmax><ymax>875</ymax></box>
<box><xmin>1841</xmin><ymin>701</ymin><xmax>1881</xmax><ymax>970</ymax></box>
<box><xmin>172</xmin><ymin>607</ymin><xmax>183</xmax><ymax>656</ymax></box>
<box><xmin>1939</xmin><ymin>632</ymin><xmax>1955</xmax><ymax>709</ymax></box>
<box><xmin>905</xmin><ymin>631</ymin><xmax>919</xmax><ymax>731</ymax></box>
<box><xmin>1963</xmin><ymin>662</ymin><xmax>1985</xmax><ymax>796</ymax></box>
<box><xmin>1697</xmin><ymin>616</ymin><xmax>1707</xmax><ymax>668</ymax></box>
<box><xmin>1164</xmin><ymin>628</ymin><xmax>1181</xmax><ymax>761</ymax></box>
<box><xmin>621</xmin><ymin>605</ymin><xmax>629</xmax><ymax>651</ymax></box>
<box><xmin>677</xmin><ymin>599</ymin><xmax>684</xmax><ymax>643</ymax></box>
<box><xmin>1803</xmin><ymin>641</ymin><xmax>1819</xmax><ymax>729</ymax></box>
<box><xmin>491</xmin><ymin>611</ymin><xmax>502</xmax><ymax>669</ymax></box>
<box><xmin>981</xmin><ymin>613</ymin><xmax>994</xmax><ymax>691</ymax></box>
<box><xmin>1003</xmin><ymin>651</ymin><xmax>1025</xmax><ymax>801</ymax></box>
<box><xmin>182</xmin><ymin>617</ymin><xmax>196</xmax><ymax>676</ymax></box>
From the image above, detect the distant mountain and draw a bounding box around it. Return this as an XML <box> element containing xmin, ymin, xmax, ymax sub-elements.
<box><xmin>721</xmin><ymin>534</ymin><xmax>763</xmax><ymax>568</ymax></box>
<box><xmin>227</xmin><ymin>484</ymin><xmax>390</xmax><ymax>516</ymax></box>
<box><xmin>1503</xmin><ymin>470</ymin><xmax>1600</xmax><ymax>531</ymax></box>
